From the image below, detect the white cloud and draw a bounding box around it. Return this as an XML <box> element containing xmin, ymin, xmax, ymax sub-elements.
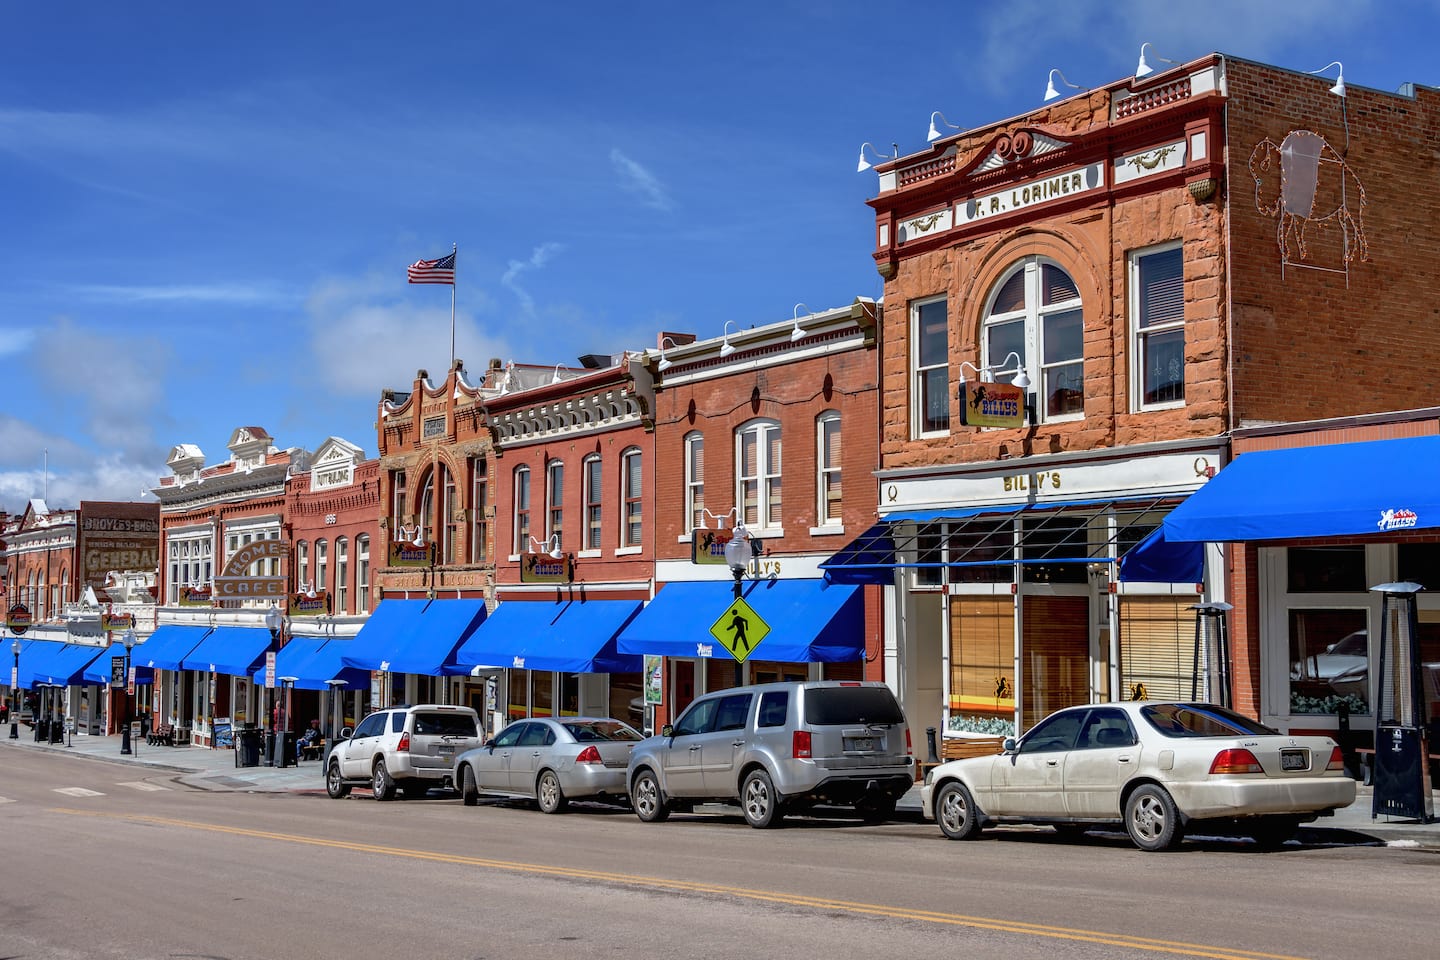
<box><xmin>0</xmin><ymin>419</ymin><xmax>155</xmax><ymax>514</ymax></box>
<box><xmin>610</xmin><ymin>148</ymin><xmax>674</xmax><ymax>211</ymax></box>
<box><xmin>0</xmin><ymin>327</ymin><xmax>36</xmax><ymax>357</ymax></box>
<box><xmin>501</xmin><ymin>243</ymin><xmax>564</xmax><ymax>316</ymax></box>
<box><xmin>72</xmin><ymin>283</ymin><xmax>297</xmax><ymax>305</ymax></box>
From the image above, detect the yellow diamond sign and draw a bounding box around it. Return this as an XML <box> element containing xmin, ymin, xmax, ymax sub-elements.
<box><xmin>708</xmin><ymin>597</ymin><xmax>771</xmax><ymax>663</ymax></box>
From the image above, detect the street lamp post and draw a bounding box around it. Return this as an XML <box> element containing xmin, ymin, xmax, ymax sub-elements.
<box><xmin>263</xmin><ymin>605</ymin><xmax>283</xmax><ymax>766</ymax></box>
<box><xmin>120</xmin><ymin>628</ymin><xmax>137</xmax><ymax>755</ymax></box>
<box><xmin>723</xmin><ymin>522</ymin><xmax>760</xmax><ymax>684</ymax></box>
<box><xmin>9</xmin><ymin>638</ymin><xmax>18</xmax><ymax>739</ymax></box>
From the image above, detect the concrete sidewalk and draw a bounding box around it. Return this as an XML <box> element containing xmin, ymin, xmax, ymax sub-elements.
<box><xmin>5</xmin><ymin>726</ymin><xmax>1437</xmax><ymax>847</ymax></box>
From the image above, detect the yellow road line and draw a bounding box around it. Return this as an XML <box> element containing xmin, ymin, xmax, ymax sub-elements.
<box><xmin>51</xmin><ymin>807</ymin><xmax>1309</xmax><ymax>960</ymax></box>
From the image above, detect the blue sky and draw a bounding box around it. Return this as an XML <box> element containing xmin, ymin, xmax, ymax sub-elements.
<box><xmin>1</xmin><ymin>1</ymin><xmax>1434</xmax><ymax>515</ymax></box>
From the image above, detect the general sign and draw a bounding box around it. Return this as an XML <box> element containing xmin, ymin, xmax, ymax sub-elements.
<box><xmin>708</xmin><ymin>597</ymin><xmax>771</xmax><ymax>664</ymax></box>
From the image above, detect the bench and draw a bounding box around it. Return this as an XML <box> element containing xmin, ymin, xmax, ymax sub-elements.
<box><xmin>298</xmin><ymin>737</ymin><xmax>325</xmax><ymax>762</ymax></box>
<box><xmin>917</xmin><ymin>735</ymin><xmax>1007</xmax><ymax>780</ymax></box>
<box><xmin>147</xmin><ymin>723</ymin><xmax>174</xmax><ymax>747</ymax></box>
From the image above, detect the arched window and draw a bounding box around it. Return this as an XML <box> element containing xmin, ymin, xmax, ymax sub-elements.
<box><xmin>736</xmin><ymin>420</ymin><xmax>782</xmax><ymax>531</ymax></box>
<box><xmin>547</xmin><ymin>459</ymin><xmax>565</xmax><ymax>549</ymax></box>
<box><xmin>297</xmin><ymin>540</ymin><xmax>310</xmax><ymax>593</ymax></box>
<box><xmin>983</xmin><ymin>258</ymin><xmax>1084</xmax><ymax>421</ymax></box>
<box><xmin>417</xmin><ymin>469</ymin><xmax>435</xmax><ymax>546</ymax></box>
<box><xmin>816</xmin><ymin>411</ymin><xmax>842</xmax><ymax>526</ymax></box>
<box><xmin>315</xmin><ymin>539</ymin><xmax>329</xmax><ymax>596</ymax></box>
<box><xmin>470</xmin><ymin>456</ymin><xmax>489</xmax><ymax>565</ymax></box>
<box><xmin>335</xmin><ymin>537</ymin><xmax>349</xmax><ymax>614</ymax></box>
<box><xmin>684</xmin><ymin>432</ymin><xmax>705</xmax><ymax>533</ymax></box>
<box><xmin>513</xmin><ymin>466</ymin><xmax>531</xmax><ymax>554</ymax></box>
<box><xmin>620</xmin><ymin>448</ymin><xmax>643</xmax><ymax>547</ymax></box>
<box><xmin>582</xmin><ymin>454</ymin><xmax>603</xmax><ymax>550</ymax></box>
<box><xmin>356</xmin><ymin>535</ymin><xmax>371</xmax><ymax>615</ymax></box>
<box><xmin>442</xmin><ymin>464</ymin><xmax>457</xmax><ymax>563</ymax></box>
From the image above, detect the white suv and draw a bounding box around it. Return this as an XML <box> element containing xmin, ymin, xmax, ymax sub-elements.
<box><xmin>325</xmin><ymin>704</ymin><xmax>482</xmax><ymax>800</ymax></box>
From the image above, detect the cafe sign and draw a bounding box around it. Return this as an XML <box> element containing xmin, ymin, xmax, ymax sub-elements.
<box><xmin>213</xmin><ymin>539</ymin><xmax>289</xmax><ymax>599</ymax></box>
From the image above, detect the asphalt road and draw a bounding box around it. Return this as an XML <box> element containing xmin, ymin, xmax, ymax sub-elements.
<box><xmin>1</xmin><ymin>748</ymin><xmax>1435</xmax><ymax>960</ymax></box>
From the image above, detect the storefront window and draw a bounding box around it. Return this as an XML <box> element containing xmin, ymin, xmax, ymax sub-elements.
<box><xmin>1287</xmin><ymin>546</ymin><xmax>1366</xmax><ymax>593</ymax></box>
<box><xmin>531</xmin><ymin>671</ymin><xmax>554</xmax><ymax>718</ymax></box>
<box><xmin>559</xmin><ymin>672</ymin><xmax>580</xmax><ymax>717</ymax></box>
<box><xmin>1397</xmin><ymin>544</ymin><xmax>1440</xmax><ymax>587</ymax></box>
<box><xmin>948</xmin><ymin>518</ymin><xmax>1013</xmax><ymax>584</ymax></box>
<box><xmin>1021</xmin><ymin>515</ymin><xmax>1089</xmax><ymax>584</ymax></box>
<box><xmin>913</xmin><ymin>523</ymin><xmax>943</xmax><ymax>588</ymax></box>
<box><xmin>1289</xmin><ymin>608</ymin><xmax>1369</xmax><ymax>715</ymax></box>
<box><xmin>608</xmin><ymin>672</ymin><xmax>644</xmax><ymax>730</ymax></box>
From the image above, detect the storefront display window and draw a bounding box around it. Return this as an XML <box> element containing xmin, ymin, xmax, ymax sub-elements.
<box><xmin>1287</xmin><ymin>546</ymin><xmax>1366</xmax><ymax>593</ymax></box>
<box><xmin>1289</xmin><ymin>608</ymin><xmax>1369</xmax><ymax>715</ymax></box>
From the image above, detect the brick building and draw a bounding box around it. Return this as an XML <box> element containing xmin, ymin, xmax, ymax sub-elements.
<box><xmin>827</xmin><ymin>53</ymin><xmax>1440</xmax><ymax>746</ymax></box>
<box><xmin>617</xmin><ymin>300</ymin><xmax>884</xmax><ymax>728</ymax></box>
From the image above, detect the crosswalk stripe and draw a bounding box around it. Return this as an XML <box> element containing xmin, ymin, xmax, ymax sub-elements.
<box><xmin>53</xmin><ymin>787</ymin><xmax>105</xmax><ymax>797</ymax></box>
<box><xmin>117</xmin><ymin>781</ymin><xmax>169</xmax><ymax>792</ymax></box>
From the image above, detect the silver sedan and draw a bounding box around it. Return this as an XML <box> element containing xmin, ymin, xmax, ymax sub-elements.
<box><xmin>920</xmin><ymin>701</ymin><xmax>1356</xmax><ymax>850</ymax></box>
<box><xmin>455</xmin><ymin>716</ymin><xmax>642</xmax><ymax>813</ymax></box>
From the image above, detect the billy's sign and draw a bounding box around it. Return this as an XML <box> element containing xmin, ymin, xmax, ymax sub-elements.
<box><xmin>959</xmin><ymin>380</ymin><xmax>1026</xmax><ymax>429</ymax></box>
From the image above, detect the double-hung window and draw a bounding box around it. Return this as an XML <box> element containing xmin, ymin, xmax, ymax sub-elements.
<box><xmin>583</xmin><ymin>455</ymin><xmax>602</xmax><ymax>550</ymax></box>
<box><xmin>737</xmin><ymin>420</ymin><xmax>782</xmax><ymax>531</ymax></box>
<box><xmin>1130</xmin><ymin>243</ymin><xmax>1185</xmax><ymax>408</ymax></box>
<box><xmin>335</xmin><ymin>537</ymin><xmax>349</xmax><ymax>613</ymax></box>
<box><xmin>911</xmin><ymin>296</ymin><xmax>949</xmax><ymax>436</ymax></box>
<box><xmin>356</xmin><ymin>535</ymin><xmax>370</xmax><ymax>614</ymax></box>
<box><xmin>546</xmin><ymin>460</ymin><xmax>564</xmax><ymax>549</ymax></box>
<box><xmin>816</xmin><ymin>412</ymin><xmax>841</xmax><ymax>526</ymax></box>
<box><xmin>684</xmin><ymin>433</ymin><xmax>705</xmax><ymax>533</ymax></box>
<box><xmin>621</xmin><ymin>449</ymin><xmax>642</xmax><ymax>547</ymax></box>
<box><xmin>513</xmin><ymin>466</ymin><xmax>531</xmax><ymax>554</ymax></box>
<box><xmin>983</xmin><ymin>258</ymin><xmax>1084</xmax><ymax>421</ymax></box>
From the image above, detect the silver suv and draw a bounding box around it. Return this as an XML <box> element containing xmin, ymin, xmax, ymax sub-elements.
<box><xmin>325</xmin><ymin>703</ymin><xmax>482</xmax><ymax>801</ymax></box>
<box><xmin>626</xmin><ymin>681</ymin><xmax>913</xmax><ymax>828</ymax></box>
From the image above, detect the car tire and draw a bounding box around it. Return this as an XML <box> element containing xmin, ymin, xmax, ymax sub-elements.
<box><xmin>461</xmin><ymin>765</ymin><xmax>480</xmax><ymax>807</ymax></box>
<box><xmin>631</xmin><ymin>768</ymin><xmax>670</xmax><ymax>823</ymax></box>
<box><xmin>741</xmin><ymin>768</ymin><xmax>783</xmax><ymax>829</ymax></box>
<box><xmin>1249</xmin><ymin>816</ymin><xmax>1299</xmax><ymax>849</ymax></box>
<box><xmin>855</xmin><ymin>795</ymin><xmax>897</xmax><ymax>824</ymax></box>
<box><xmin>536</xmin><ymin>770</ymin><xmax>568</xmax><ymax>814</ymax></box>
<box><xmin>325</xmin><ymin>760</ymin><xmax>350</xmax><ymax>799</ymax></box>
<box><xmin>1125</xmin><ymin>784</ymin><xmax>1182</xmax><ymax>851</ymax></box>
<box><xmin>372</xmin><ymin>758</ymin><xmax>396</xmax><ymax>801</ymax></box>
<box><xmin>935</xmin><ymin>781</ymin><xmax>983</xmax><ymax>840</ymax></box>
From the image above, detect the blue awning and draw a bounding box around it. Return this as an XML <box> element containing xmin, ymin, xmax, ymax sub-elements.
<box><xmin>617</xmin><ymin>579</ymin><xmax>863</xmax><ymax>663</ymax></box>
<box><xmin>180</xmin><ymin>626</ymin><xmax>273</xmax><ymax>676</ymax></box>
<box><xmin>455</xmin><ymin>599</ymin><xmax>643</xmax><ymax>674</ymax></box>
<box><xmin>80</xmin><ymin>641</ymin><xmax>154</xmax><ymax>686</ymax></box>
<box><xmin>1117</xmin><ymin>527</ymin><xmax>1205</xmax><ymax>583</ymax></box>
<box><xmin>136</xmin><ymin>625</ymin><xmax>212</xmax><ymax>671</ymax></box>
<box><xmin>12</xmin><ymin>639</ymin><xmax>40</xmax><ymax>690</ymax></box>
<box><xmin>20</xmin><ymin>641</ymin><xmax>108</xmax><ymax>688</ymax></box>
<box><xmin>341</xmin><ymin>598</ymin><xmax>488</xmax><ymax>676</ymax></box>
<box><xmin>249</xmin><ymin>638</ymin><xmax>369</xmax><ymax>690</ymax></box>
<box><xmin>1163</xmin><ymin>436</ymin><xmax>1440</xmax><ymax>543</ymax></box>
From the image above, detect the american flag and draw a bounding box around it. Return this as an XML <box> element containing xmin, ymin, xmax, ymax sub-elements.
<box><xmin>407</xmin><ymin>250</ymin><xmax>456</xmax><ymax>284</ymax></box>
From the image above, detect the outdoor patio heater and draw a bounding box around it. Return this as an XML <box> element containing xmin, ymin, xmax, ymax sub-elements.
<box><xmin>1191</xmin><ymin>601</ymin><xmax>1233</xmax><ymax>708</ymax></box>
<box><xmin>1370</xmin><ymin>582</ymin><xmax>1434</xmax><ymax>823</ymax></box>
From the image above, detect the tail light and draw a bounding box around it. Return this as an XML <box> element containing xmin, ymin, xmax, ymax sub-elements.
<box><xmin>396</xmin><ymin>732</ymin><xmax>411</xmax><ymax>753</ymax></box>
<box><xmin>793</xmin><ymin>730</ymin><xmax>812</xmax><ymax>759</ymax></box>
<box><xmin>905</xmin><ymin>727</ymin><xmax>913</xmax><ymax>757</ymax></box>
<box><xmin>839</xmin><ymin>682</ymin><xmax>861</xmax><ymax>687</ymax></box>
<box><xmin>575</xmin><ymin>745</ymin><xmax>602</xmax><ymax>764</ymax></box>
<box><xmin>1326</xmin><ymin>746</ymin><xmax>1344</xmax><ymax>771</ymax></box>
<box><xmin>1209</xmin><ymin>748</ymin><xmax>1263</xmax><ymax>774</ymax></box>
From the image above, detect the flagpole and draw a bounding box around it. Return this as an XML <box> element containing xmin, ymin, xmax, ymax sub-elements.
<box><xmin>450</xmin><ymin>242</ymin><xmax>457</xmax><ymax>372</ymax></box>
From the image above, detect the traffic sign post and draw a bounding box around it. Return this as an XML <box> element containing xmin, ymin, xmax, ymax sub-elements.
<box><xmin>708</xmin><ymin>597</ymin><xmax>771</xmax><ymax>663</ymax></box>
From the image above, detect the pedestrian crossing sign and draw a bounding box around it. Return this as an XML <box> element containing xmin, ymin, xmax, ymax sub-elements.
<box><xmin>708</xmin><ymin>597</ymin><xmax>771</xmax><ymax>663</ymax></box>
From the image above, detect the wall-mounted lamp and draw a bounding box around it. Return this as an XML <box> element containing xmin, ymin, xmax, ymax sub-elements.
<box><xmin>1134</xmin><ymin>42</ymin><xmax>1177</xmax><ymax>80</ymax></box>
<box><xmin>551</xmin><ymin>363</ymin><xmax>566</xmax><ymax>384</ymax></box>
<box><xmin>856</xmin><ymin>141</ymin><xmax>899</xmax><ymax>173</ymax></box>
<box><xmin>957</xmin><ymin>356</ymin><xmax>1031</xmax><ymax>390</ymax></box>
<box><xmin>790</xmin><ymin>303</ymin><xmax>810</xmax><ymax>342</ymax></box>
<box><xmin>988</xmin><ymin>351</ymin><xmax>1032</xmax><ymax>390</ymax></box>
<box><xmin>696</xmin><ymin>507</ymin><xmax>739</xmax><ymax>531</ymax></box>
<box><xmin>394</xmin><ymin>524</ymin><xmax>425</xmax><ymax>546</ymax></box>
<box><xmin>719</xmin><ymin>320</ymin><xmax>739</xmax><ymax>357</ymax></box>
<box><xmin>1043</xmin><ymin>68</ymin><xmax>1084</xmax><ymax>102</ymax></box>
<box><xmin>527</xmin><ymin>534</ymin><xmax>564</xmax><ymax>559</ymax></box>
<box><xmin>656</xmin><ymin>336</ymin><xmax>681</xmax><ymax>372</ymax></box>
<box><xmin>927</xmin><ymin>111</ymin><xmax>962</xmax><ymax>143</ymax></box>
<box><xmin>1308</xmin><ymin>60</ymin><xmax>1345</xmax><ymax>97</ymax></box>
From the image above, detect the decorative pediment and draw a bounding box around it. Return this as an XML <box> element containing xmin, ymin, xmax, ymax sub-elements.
<box><xmin>166</xmin><ymin>444</ymin><xmax>205</xmax><ymax>475</ymax></box>
<box><xmin>963</xmin><ymin>127</ymin><xmax>1082</xmax><ymax>177</ymax></box>
<box><xmin>310</xmin><ymin>437</ymin><xmax>364</xmax><ymax>491</ymax></box>
<box><xmin>227</xmin><ymin>426</ymin><xmax>274</xmax><ymax>468</ymax></box>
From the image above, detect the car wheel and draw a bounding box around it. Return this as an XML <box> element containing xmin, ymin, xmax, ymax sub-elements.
<box><xmin>536</xmin><ymin>770</ymin><xmax>569</xmax><ymax>814</ymax></box>
<box><xmin>1249</xmin><ymin>816</ymin><xmax>1299</xmax><ymax>849</ymax></box>
<box><xmin>460</xmin><ymin>765</ymin><xmax>480</xmax><ymax>807</ymax></box>
<box><xmin>1125</xmin><ymin>784</ymin><xmax>1182</xmax><ymax>851</ymax></box>
<box><xmin>325</xmin><ymin>760</ymin><xmax>350</xmax><ymax>799</ymax></box>
<box><xmin>855</xmin><ymin>795</ymin><xmax>897</xmax><ymax>823</ymax></box>
<box><xmin>741</xmin><ymin>768</ymin><xmax>782</xmax><ymax>829</ymax></box>
<box><xmin>372</xmin><ymin>758</ymin><xmax>396</xmax><ymax>801</ymax></box>
<box><xmin>935</xmin><ymin>781</ymin><xmax>983</xmax><ymax>840</ymax></box>
<box><xmin>630</xmin><ymin>768</ymin><xmax>670</xmax><ymax>823</ymax></box>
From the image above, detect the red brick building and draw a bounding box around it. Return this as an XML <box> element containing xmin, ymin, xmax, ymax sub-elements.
<box><xmin>835</xmin><ymin>53</ymin><xmax>1440</xmax><ymax>746</ymax></box>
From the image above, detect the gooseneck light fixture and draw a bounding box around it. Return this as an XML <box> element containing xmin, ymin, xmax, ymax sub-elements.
<box><xmin>656</xmin><ymin>336</ymin><xmax>681</xmax><ymax>372</ymax></box>
<box><xmin>1308</xmin><ymin>60</ymin><xmax>1346</xmax><ymax>97</ymax></box>
<box><xmin>527</xmin><ymin>534</ymin><xmax>564</xmax><ymax>559</ymax></box>
<box><xmin>551</xmin><ymin>363</ymin><xmax>566</xmax><ymax>384</ymax></box>
<box><xmin>1043</xmin><ymin>68</ymin><xmax>1084</xmax><ymax>102</ymax></box>
<box><xmin>1134</xmin><ymin>42</ymin><xmax>1177</xmax><ymax>80</ymax></box>
<box><xmin>719</xmin><ymin>320</ymin><xmax>739</xmax><ymax>357</ymax></box>
<box><xmin>856</xmin><ymin>141</ymin><xmax>899</xmax><ymax>173</ymax></box>
<box><xmin>989</xmin><ymin>351</ymin><xmax>1032</xmax><ymax>390</ymax></box>
<box><xmin>927</xmin><ymin>111</ymin><xmax>962</xmax><ymax>142</ymax></box>
<box><xmin>790</xmin><ymin>303</ymin><xmax>810</xmax><ymax>342</ymax></box>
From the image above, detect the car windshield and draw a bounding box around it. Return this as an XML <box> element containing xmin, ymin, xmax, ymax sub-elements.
<box><xmin>413</xmin><ymin>712</ymin><xmax>478</xmax><ymax>737</ymax></box>
<box><xmin>564</xmin><ymin>720</ymin><xmax>642</xmax><ymax>742</ymax></box>
<box><xmin>1140</xmin><ymin>703</ymin><xmax>1278</xmax><ymax>738</ymax></box>
<box><xmin>803</xmin><ymin>686</ymin><xmax>905</xmax><ymax>725</ymax></box>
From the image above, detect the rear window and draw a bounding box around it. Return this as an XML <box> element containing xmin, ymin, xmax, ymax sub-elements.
<box><xmin>803</xmin><ymin>687</ymin><xmax>904</xmax><ymax>726</ymax></box>
<box><xmin>564</xmin><ymin>721</ymin><xmax>643</xmax><ymax>742</ymax></box>
<box><xmin>1140</xmin><ymin>703</ymin><xmax>1278</xmax><ymax>738</ymax></box>
<box><xmin>413</xmin><ymin>712</ymin><xmax>479</xmax><ymax>737</ymax></box>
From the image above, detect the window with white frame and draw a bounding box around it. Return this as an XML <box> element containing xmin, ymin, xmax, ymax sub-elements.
<box><xmin>621</xmin><ymin>448</ymin><xmax>642</xmax><ymax>547</ymax></box>
<box><xmin>335</xmin><ymin>537</ymin><xmax>349</xmax><ymax>614</ymax></box>
<box><xmin>442</xmin><ymin>466</ymin><xmax>457</xmax><ymax>564</ymax></box>
<box><xmin>684</xmin><ymin>432</ymin><xmax>705</xmax><ymax>533</ymax></box>
<box><xmin>816</xmin><ymin>411</ymin><xmax>842</xmax><ymax>526</ymax></box>
<box><xmin>911</xmin><ymin>296</ymin><xmax>949</xmax><ymax>436</ymax></box>
<box><xmin>984</xmin><ymin>258</ymin><xmax>1084</xmax><ymax>421</ymax></box>
<box><xmin>417</xmin><ymin>470</ymin><xmax>435</xmax><ymax>547</ymax></box>
<box><xmin>1130</xmin><ymin>243</ymin><xmax>1185</xmax><ymax>408</ymax></box>
<box><xmin>470</xmin><ymin>456</ymin><xmax>488</xmax><ymax>564</ymax></box>
<box><xmin>737</xmin><ymin>420</ymin><xmax>782</xmax><ymax>531</ymax></box>
<box><xmin>583</xmin><ymin>455</ymin><xmax>602</xmax><ymax>550</ymax></box>
<box><xmin>166</xmin><ymin>533</ymin><xmax>213</xmax><ymax>603</ymax></box>
<box><xmin>547</xmin><ymin>460</ymin><xmax>564</xmax><ymax>549</ymax></box>
<box><xmin>513</xmin><ymin>466</ymin><xmax>531</xmax><ymax>554</ymax></box>
<box><xmin>315</xmin><ymin>539</ymin><xmax>328</xmax><ymax>597</ymax></box>
<box><xmin>356</xmin><ymin>535</ymin><xmax>370</xmax><ymax>614</ymax></box>
<box><xmin>297</xmin><ymin>540</ymin><xmax>310</xmax><ymax>593</ymax></box>
<box><xmin>390</xmin><ymin>470</ymin><xmax>406</xmax><ymax>535</ymax></box>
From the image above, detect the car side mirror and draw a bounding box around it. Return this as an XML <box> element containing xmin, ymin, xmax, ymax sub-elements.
<box><xmin>339</xmin><ymin>726</ymin><xmax>353</xmax><ymax>740</ymax></box>
<box><xmin>661</xmin><ymin>723</ymin><xmax>674</xmax><ymax>738</ymax></box>
<box><xmin>1002</xmin><ymin>737</ymin><xmax>1017</xmax><ymax>753</ymax></box>
<box><xmin>485</xmin><ymin>742</ymin><xmax>497</xmax><ymax>753</ymax></box>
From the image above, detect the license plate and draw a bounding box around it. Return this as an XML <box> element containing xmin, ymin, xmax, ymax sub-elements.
<box><xmin>438</xmin><ymin>745</ymin><xmax>454</xmax><ymax>755</ymax></box>
<box><xmin>844</xmin><ymin>737</ymin><xmax>877</xmax><ymax>752</ymax></box>
<box><xmin>1280</xmin><ymin>750</ymin><xmax>1306</xmax><ymax>770</ymax></box>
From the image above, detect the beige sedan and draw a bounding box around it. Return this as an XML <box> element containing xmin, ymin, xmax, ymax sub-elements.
<box><xmin>920</xmin><ymin>701</ymin><xmax>1356</xmax><ymax>851</ymax></box>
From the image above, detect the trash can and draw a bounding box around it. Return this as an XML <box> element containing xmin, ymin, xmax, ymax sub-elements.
<box><xmin>49</xmin><ymin>719</ymin><xmax>64</xmax><ymax>744</ymax></box>
<box><xmin>236</xmin><ymin>726</ymin><xmax>262</xmax><ymax>768</ymax></box>
<box><xmin>274</xmin><ymin>731</ymin><xmax>295</xmax><ymax>769</ymax></box>
<box><xmin>263</xmin><ymin>731</ymin><xmax>276</xmax><ymax>766</ymax></box>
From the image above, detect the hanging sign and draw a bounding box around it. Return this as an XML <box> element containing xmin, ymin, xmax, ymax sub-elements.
<box><xmin>213</xmin><ymin>539</ymin><xmax>289</xmax><ymax>598</ymax></box>
<box><xmin>102</xmin><ymin>612</ymin><xmax>135</xmax><ymax>632</ymax></box>
<box><xmin>6</xmin><ymin>603</ymin><xmax>31</xmax><ymax>635</ymax></box>
<box><xmin>644</xmin><ymin>656</ymin><xmax>664</xmax><ymax>706</ymax></box>
<box><xmin>959</xmin><ymin>380</ymin><xmax>1026</xmax><ymax>428</ymax></box>
<box><xmin>691</xmin><ymin>528</ymin><xmax>734</xmax><ymax>566</ymax></box>
<box><xmin>178</xmin><ymin>585</ymin><xmax>213</xmax><ymax>607</ymax></box>
<box><xmin>388</xmin><ymin>541</ymin><xmax>434</xmax><ymax>567</ymax></box>
<box><xmin>288</xmin><ymin>590</ymin><xmax>331</xmax><ymax>617</ymax></box>
<box><xmin>520</xmin><ymin>552</ymin><xmax>573</xmax><ymax>584</ymax></box>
